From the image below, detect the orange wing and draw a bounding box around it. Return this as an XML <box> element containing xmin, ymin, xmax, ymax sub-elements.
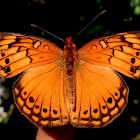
<box><xmin>0</xmin><ymin>33</ymin><xmax>69</xmax><ymax>127</ymax></box>
<box><xmin>71</xmin><ymin>62</ymin><xmax>128</xmax><ymax>128</ymax></box>
<box><xmin>78</xmin><ymin>31</ymin><xmax>140</xmax><ymax>78</ymax></box>
<box><xmin>70</xmin><ymin>31</ymin><xmax>140</xmax><ymax>128</ymax></box>
<box><xmin>0</xmin><ymin>33</ymin><xmax>63</xmax><ymax>78</ymax></box>
<box><xmin>14</xmin><ymin>63</ymin><xmax>69</xmax><ymax>127</ymax></box>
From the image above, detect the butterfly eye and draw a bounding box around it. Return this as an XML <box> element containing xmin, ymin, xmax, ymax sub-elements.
<box><xmin>72</xmin><ymin>44</ymin><xmax>76</xmax><ymax>48</ymax></box>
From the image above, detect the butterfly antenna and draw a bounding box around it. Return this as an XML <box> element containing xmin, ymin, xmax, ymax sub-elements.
<box><xmin>31</xmin><ymin>24</ymin><xmax>65</xmax><ymax>43</ymax></box>
<box><xmin>75</xmin><ymin>10</ymin><xmax>107</xmax><ymax>39</ymax></box>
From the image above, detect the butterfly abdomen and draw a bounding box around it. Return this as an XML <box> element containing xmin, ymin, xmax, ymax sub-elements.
<box><xmin>64</xmin><ymin>37</ymin><xmax>77</xmax><ymax>112</ymax></box>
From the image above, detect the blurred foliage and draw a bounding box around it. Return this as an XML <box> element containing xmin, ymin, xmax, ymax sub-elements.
<box><xmin>80</xmin><ymin>16</ymin><xmax>85</xmax><ymax>22</ymax></box>
<box><xmin>96</xmin><ymin>0</ymin><xmax>103</xmax><ymax>9</ymax></box>
<box><xmin>123</xmin><ymin>16</ymin><xmax>133</xmax><ymax>22</ymax></box>
<box><xmin>96</xmin><ymin>0</ymin><xmax>102</xmax><ymax>4</ymax></box>
<box><xmin>132</xmin><ymin>133</ymin><xmax>140</xmax><ymax>140</ymax></box>
<box><xmin>32</xmin><ymin>0</ymin><xmax>46</xmax><ymax>5</ymax></box>
<box><xmin>87</xmin><ymin>25</ymin><xmax>104</xmax><ymax>35</ymax></box>
<box><xmin>130</xmin><ymin>0</ymin><xmax>140</xmax><ymax>15</ymax></box>
<box><xmin>1</xmin><ymin>104</ymin><xmax>14</xmax><ymax>124</ymax></box>
<box><xmin>0</xmin><ymin>78</ymin><xmax>14</xmax><ymax>125</ymax></box>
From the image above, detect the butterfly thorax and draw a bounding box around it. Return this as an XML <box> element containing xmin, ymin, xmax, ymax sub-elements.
<box><xmin>64</xmin><ymin>37</ymin><xmax>77</xmax><ymax>112</ymax></box>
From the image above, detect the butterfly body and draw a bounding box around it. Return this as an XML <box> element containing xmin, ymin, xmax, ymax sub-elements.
<box><xmin>1</xmin><ymin>32</ymin><xmax>140</xmax><ymax>128</ymax></box>
<box><xmin>64</xmin><ymin>37</ymin><xmax>77</xmax><ymax>113</ymax></box>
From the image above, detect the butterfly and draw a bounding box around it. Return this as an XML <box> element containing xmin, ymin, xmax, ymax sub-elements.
<box><xmin>0</xmin><ymin>31</ymin><xmax>139</xmax><ymax>128</ymax></box>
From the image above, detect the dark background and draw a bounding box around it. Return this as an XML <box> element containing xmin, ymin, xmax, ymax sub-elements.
<box><xmin>0</xmin><ymin>0</ymin><xmax>140</xmax><ymax>140</ymax></box>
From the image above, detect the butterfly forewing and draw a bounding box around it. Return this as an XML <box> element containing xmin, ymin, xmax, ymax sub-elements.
<box><xmin>0</xmin><ymin>33</ymin><xmax>63</xmax><ymax>78</ymax></box>
<box><xmin>78</xmin><ymin>31</ymin><xmax>140</xmax><ymax>79</ymax></box>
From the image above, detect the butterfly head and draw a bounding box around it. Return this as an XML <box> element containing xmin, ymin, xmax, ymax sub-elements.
<box><xmin>65</xmin><ymin>37</ymin><xmax>76</xmax><ymax>50</ymax></box>
<box><xmin>65</xmin><ymin>37</ymin><xmax>73</xmax><ymax>44</ymax></box>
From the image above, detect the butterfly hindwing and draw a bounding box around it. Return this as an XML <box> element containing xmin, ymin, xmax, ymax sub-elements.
<box><xmin>14</xmin><ymin>63</ymin><xmax>69</xmax><ymax>127</ymax></box>
<box><xmin>71</xmin><ymin>61</ymin><xmax>128</xmax><ymax>128</ymax></box>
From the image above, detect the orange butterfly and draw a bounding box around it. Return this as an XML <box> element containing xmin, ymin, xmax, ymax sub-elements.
<box><xmin>0</xmin><ymin>31</ymin><xmax>139</xmax><ymax>128</ymax></box>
